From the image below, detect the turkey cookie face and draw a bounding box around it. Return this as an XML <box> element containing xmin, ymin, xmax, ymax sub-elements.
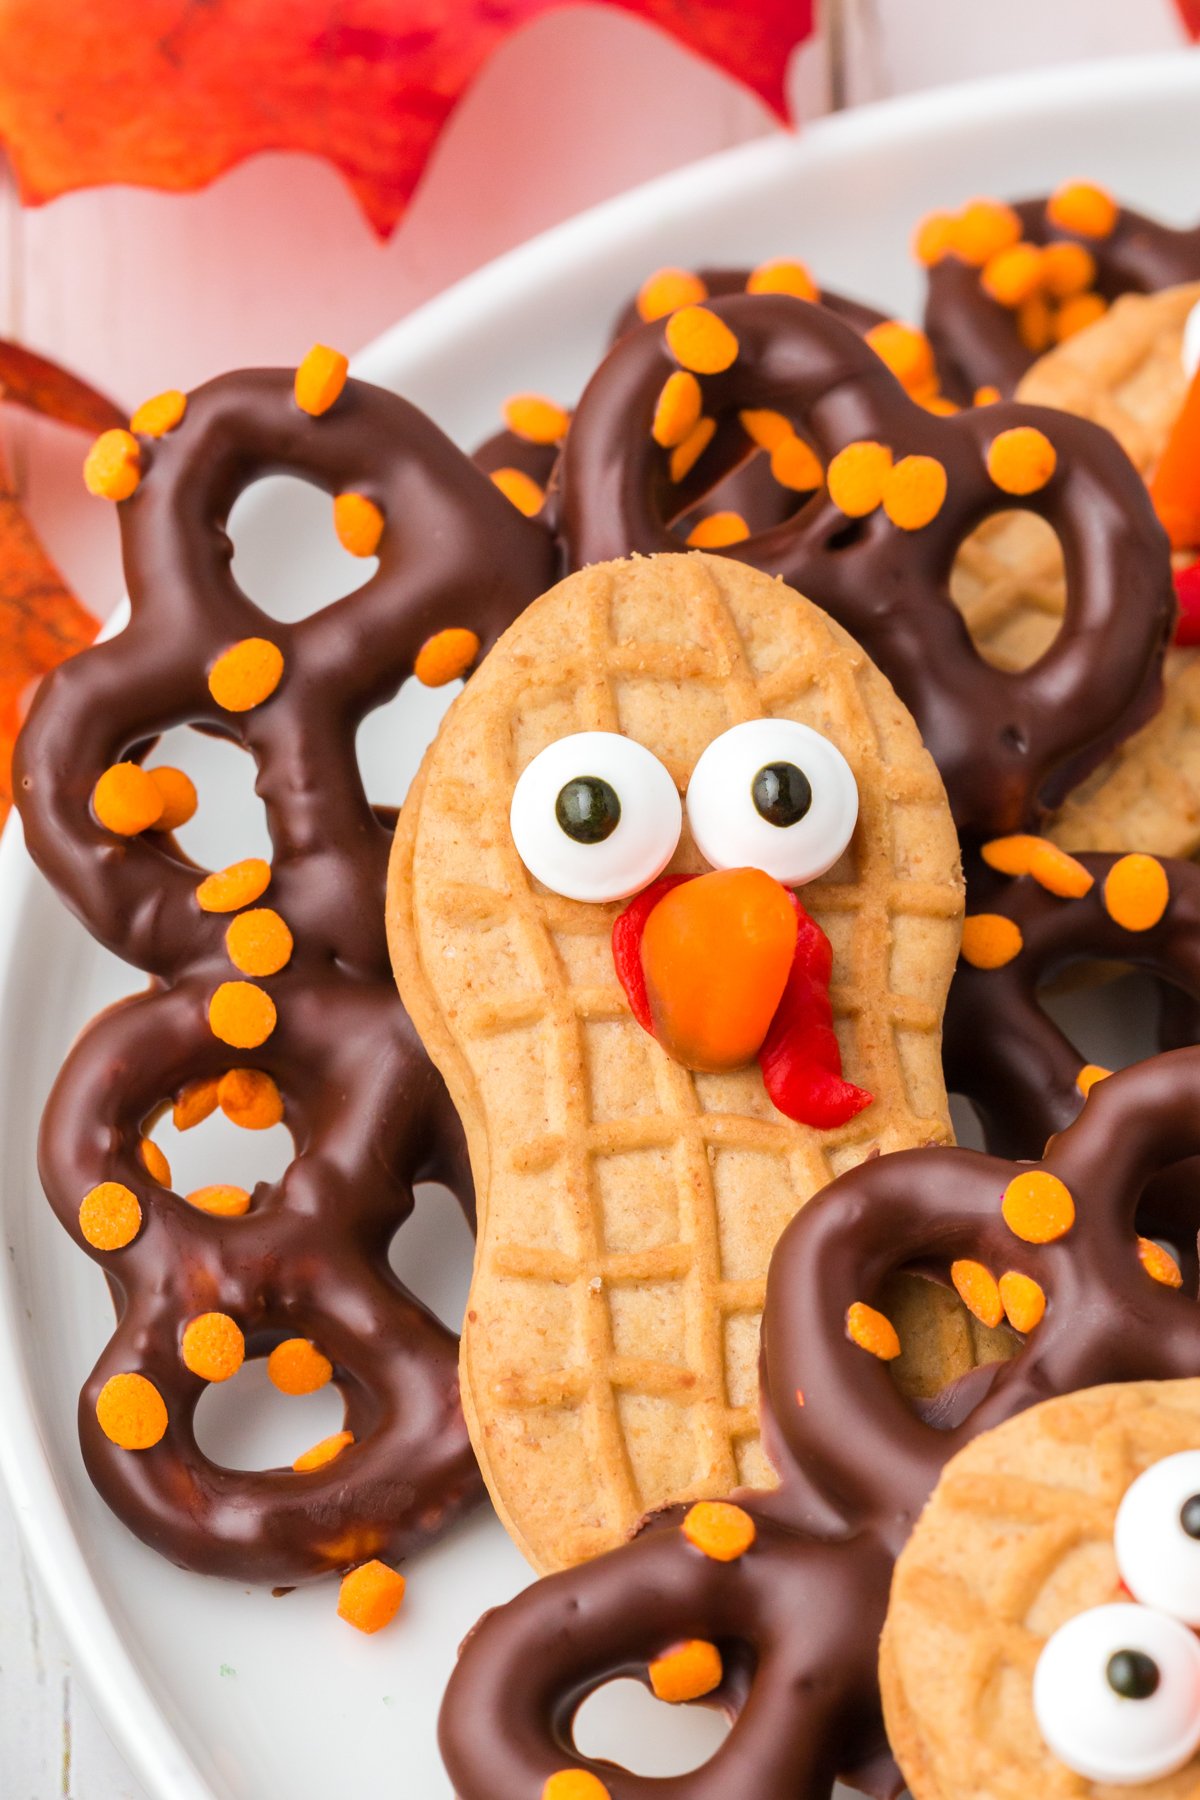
<box><xmin>883</xmin><ymin>1379</ymin><xmax>1200</xmax><ymax>1800</ymax></box>
<box><xmin>388</xmin><ymin>552</ymin><xmax>964</xmax><ymax>1572</ymax></box>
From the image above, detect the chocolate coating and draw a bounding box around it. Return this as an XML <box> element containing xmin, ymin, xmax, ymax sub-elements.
<box><xmin>14</xmin><ymin>367</ymin><xmax>557</xmax><ymax>1582</ymax></box>
<box><xmin>925</xmin><ymin>197</ymin><xmax>1200</xmax><ymax>400</ymax></box>
<box><xmin>559</xmin><ymin>293</ymin><xmax>1174</xmax><ymax>840</ymax></box>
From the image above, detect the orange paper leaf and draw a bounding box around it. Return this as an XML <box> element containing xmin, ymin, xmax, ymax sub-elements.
<box><xmin>0</xmin><ymin>0</ymin><xmax>813</xmax><ymax>237</ymax></box>
<box><xmin>0</xmin><ymin>341</ymin><xmax>124</xmax><ymax>434</ymax></box>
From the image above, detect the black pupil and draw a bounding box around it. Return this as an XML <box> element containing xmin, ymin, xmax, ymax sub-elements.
<box><xmin>556</xmin><ymin>776</ymin><xmax>621</xmax><ymax>845</ymax></box>
<box><xmin>1106</xmin><ymin>1649</ymin><xmax>1161</xmax><ymax>1700</ymax></box>
<box><xmin>1181</xmin><ymin>1494</ymin><xmax>1200</xmax><ymax>1539</ymax></box>
<box><xmin>752</xmin><ymin>761</ymin><xmax>813</xmax><ymax>828</ymax></box>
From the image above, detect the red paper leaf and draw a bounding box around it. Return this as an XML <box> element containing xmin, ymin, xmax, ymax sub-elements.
<box><xmin>0</xmin><ymin>0</ymin><xmax>813</xmax><ymax>238</ymax></box>
<box><xmin>1175</xmin><ymin>0</ymin><xmax>1200</xmax><ymax>38</ymax></box>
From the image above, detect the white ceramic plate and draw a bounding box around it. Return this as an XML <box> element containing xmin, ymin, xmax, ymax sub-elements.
<box><xmin>0</xmin><ymin>48</ymin><xmax>1195</xmax><ymax>1800</ymax></box>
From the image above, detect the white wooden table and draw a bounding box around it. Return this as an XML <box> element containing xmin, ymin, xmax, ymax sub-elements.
<box><xmin>0</xmin><ymin>1</ymin><xmax>1187</xmax><ymax>1789</ymax></box>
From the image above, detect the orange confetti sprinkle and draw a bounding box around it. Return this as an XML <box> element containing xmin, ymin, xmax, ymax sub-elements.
<box><xmin>185</xmin><ymin>1183</ymin><xmax>251</xmax><ymax>1218</ymax></box>
<box><xmin>827</xmin><ymin>440</ymin><xmax>893</xmax><ymax>518</ymax></box>
<box><xmin>83</xmin><ymin>428</ymin><xmax>140</xmax><ymax>500</ymax></box>
<box><xmin>636</xmin><ymin>268</ymin><xmax>707</xmax><ymax>323</ymax></box>
<box><xmin>950</xmin><ymin>1259</ymin><xmax>1003</xmax><ymax>1329</ymax></box>
<box><xmin>147</xmin><ymin>765</ymin><xmax>196</xmax><ymax>832</ymax></box>
<box><xmin>974</xmin><ymin>385</ymin><xmax>1002</xmax><ymax>407</ymax></box>
<box><xmin>770</xmin><ymin>434</ymin><xmax>822</xmax><ymax>492</ymax></box>
<box><xmin>1016</xmin><ymin>292</ymin><xmax>1054</xmax><ymax>354</ymax></box>
<box><xmin>980</xmin><ymin>242</ymin><xmax>1044</xmax><ymax>309</ymax></box>
<box><xmin>208</xmin><ymin>637</ymin><xmax>284</xmax><ymax>712</ymax></box>
<box><xmin>746</xmin><ymin>258</ymin><xmax>818</xmax><ymax>301</ymax></box>
<box><xmin>987</xmin><ymin>426</ymin><xmax>1057</xmax><ymax>496</ymax></box>
<box><xmin>681</xmin><ymin>1500</ymin><xmax>756</xmax><ymax>1562</ymax></box>
<box><xmin>1046</xmin><ymin>181</ymin><xmax>1118</xmax><ymax>239</ymax></box>
<box><xmin>139</xmin><ymin>1137</ymin><xmax>171</xmax><ymax>1186</ymax></box>
<box><xmin>78</xmin><ymin>1182</ymin><xmax>141</xmax><ymax>1251</ymax></box>
<box><xmin>668</xmin><ymin>416</ymin><xmax>716</xmax><ymax>483</ymax></box>
<box><xmin>489</xmin><ymin>466</ymin><xmax>544</xmax><ymax>517</ymax></box>
<box><xmin>846</xmin><ymin>1300</ymin><xmax>901</xmax><ymax>1360</ymax></box>
<box><xmin>922</xmin><ymin>395</ymin><xmax>958</xmax><ymax>417</ymax></box>
<box><xmin>1002</xmin><ymin>1169</ymin><xmax>1075</xmax><ymax>1244</ymax></box>
<box><xmin>961</xmin><ymin>914</ymin><xmax>1023</xmax><ymax>970</ymax></box>
<box><xmin>172</xmin><ymin>1075</ymin><xmax>220</xmax><ymax>1131</ymax></box>
<box><xmin>268</xmin><ymin>1339</ymin><xmax>333</xmax><ymax>1396</ymax></box>
<box><xmin>1040</xmin><ymin>241</ymin><xmax>1096</xmax><ymax>299</ymax></box>
<box><xmin>687</xmin><ymin>511</ymin><xmax>750</xmax><ymax>549</ymax></box>
<box><xmin>92</xmin><ymin>762</ymin><xmax>163</xmax><ymax>836</ymax></box>
<box><xmin>337</xmin><ymin>1560</ymin><xmax>406</xmax><ymax>1634</ymax></box>
<box><xmin>1055</xmin><ymin>292</ymin><xmax>1108</xmax><ymax>342</ymax></box>
<box><xmin>181</xmin><ymin>1312</ymin><xmax>245</xmax><ymax>1383</ymax></box>
<box><xmin>998</xmin><ymin>1270</ymin><xmax>1046</xmax><ymax>1334</ymax></box>
<box><xmin>865</xmin><ymin>320</ymin><xmax>938</xmax><ymax>399</ymax></box>
<box><xmin>293</xmin><ymin>1428</ymin><xmax>354</xmax><ymax>1472</ymax></box>
<box><xmin>224</xmin><ymin>907</ymin><xmax>293</xmax><ymax>977</ymax></box>
<box><xmin>218</xmin><ymin>1067</ymin><xmax>284</xmax><ymax>1130</ymax></box>
<box><xmin>1138</xmin><ymin>1237</ymin><xmax>1183</xmax><ymax>1289</ymax></box>
<box><xmin>912</xmin><ymin>211</ymin><xmax>957</xmax><ymax>266</ymax></box>
<box><xmin>648</xmin><ymin>1639</ymin><xmax>723</xmax><ymax>1703</ymax></box>
<box><xmin>739</xmin><ymin>407</ymin><xmax>793</xmax><ymax>451</ymax></box>
<box><xmin>208</xmin><ymin>980</ymin><xmax>277</xmax><ymax>1049</ymax></box>
<box><xmin>651</xmin><ymin>370</ymin><xmax>703</xmax><ymax>449</ymax></box>
<box><xmin>294</xmin><ymin>345</ymin><xmax>348</xmax><ymax>417</ymax></box>
<box><xmin>542</xmin><ymin>1777</ymin><xmax>610</xmax><ymax>1800</ymax></box>
<box><xmin>1077</xmin><ymin>1063</ymin><xmax>1111</xmax><ymax>1097</ymax></box>
<box><xmin>195</xmin><ymin>857</ymin><xmax>271</xmax><ymax>914</ymax></box>
<box><xmin>414</xmin><ymin>626</ymin><xmax>480</xmax><ymax>688</ymax></box>
<box><xmin>332</xmin><ymin>492</ymin><xmax>384</xmax><ymax>558</ymax></box>
<box><xmin>502</xmin><ymin>393</ymin><xmax>569</xmax><ymax>445</ymax></box>
<box><xmin>665</xmin><ymin>305</ymin><xmax>739</xmax><ymax>375</ymax></box>
<box><xmin>1103</xmin><ymin>854</ymin><xmax>1169</xmax><ymax>932</ymax></box>
<box><xmin>96</xmin><ymin>1373</ymin><xmax>167</xmax><ymax>1449</ymax></box>
<box><xmin>952</xmin><ymin>199</ymin><xmax>1023</xmax><ymax>267</ymax></box>
<box><xmin>130</xmin><ymin>390</ymin><xmax>187</xmax><ymax>437</ymax></box>
<box><xmin>981</xmin><ymin>833</ymin><xmax>1092</xmax><ymax>898</ymax></box>
<box><xmin>881</xmin><ymin>454</ymin><xmax>947</xmax><ymax>530</ymax></box>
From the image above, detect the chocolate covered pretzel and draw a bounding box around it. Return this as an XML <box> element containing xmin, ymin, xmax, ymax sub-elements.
<box><xmin>440</xmin><ymin>1048</ymin><xmax>1200</xmax><ymax>1800</ymax></box>
<box><xmin>13</xmin><ymin>354</ymin><xmax>556</xmax><ymax>1585</ymax></box>
<box><xmin>558</xmin><ymin>292</ymin><xmax>1174</xmax><ymax>839</ymax></box>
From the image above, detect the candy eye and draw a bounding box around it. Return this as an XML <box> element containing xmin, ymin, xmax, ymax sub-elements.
<box><xmin>1115</xmin><ymin>1450</ymin><xmax>1200</xmax><ymax>1624</ymax></box>
<box><xmin>685</xmin><ymin>719</ymin><xmax>858</xmax><ymax>886</ymax></box>
<box><xmin>510</xmin><ymin>731</ymin><xmax>682</xmax><ymax>902</ymax></box>
<box><xmin>1033</xmin><ymin>1602</ymin><xmax>1200</xmax><ymax>1785</ymax></box>
<box><xmin>1183</xmin><ymin>298</ymin><xmax>1200</xmax><ymax>381</ymax></box>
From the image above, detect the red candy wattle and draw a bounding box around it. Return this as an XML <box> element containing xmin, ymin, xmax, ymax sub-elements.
<box><xmin>1175</xmin><ymin>561</ymin><xmax>1200</xmax><ymax>647</ymax></box>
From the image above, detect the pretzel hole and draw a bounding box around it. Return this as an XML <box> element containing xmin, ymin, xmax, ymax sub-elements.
<box><xmin>573</xmin><ymin>1674</ymin><xmax>729</xmax><ymax>1775</ymax></box>
<box><xmin>880</xmin><ymin>1271</ymin><xmax>1019</xmax><ymax>1410</ymax></box>
<box><xmin>670</xmin><ymin>440</ymin><xmax>819</xmax><ymax>543</ymax></box>
<box><xmin>228</xmin><ymin>477</ymin><xmax>378</xmax><ymax>623</ymax></box>
<box><xmin>193</xmin><ymin>1354</ymin><xmax>344</xmax><ymax>1471</ymax></box>
<box><xmin>950</xmin><ymin>510</ymin><xmax>1065</xmax><ymax>671</ymax></box>
<box><xmin>388</xmin><ymin>1181</ymin><xmax>474</xmax><ymax>1331</ymax></box>
<box><xmin>356</xmin><ymin>674</ymin><xmax>462</xmax><ymax>810</ymax></box>
<box><xmin>152</xmin><ymin>1095</ymin><xmax>294</xmax><ymax>1202</ymax></box>
<box><xmin>148</xmin><ymin>728</ymin><xmax>272</xmax><ymax>871</ymax></box>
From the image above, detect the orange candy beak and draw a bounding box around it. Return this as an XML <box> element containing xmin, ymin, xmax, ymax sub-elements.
<box><xmin>640</xmin><ymin>867</ymin><xmax>798</xmax><ymax>1072</ymax></box>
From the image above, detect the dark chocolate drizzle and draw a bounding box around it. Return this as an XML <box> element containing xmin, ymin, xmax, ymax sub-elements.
<box><xmin>558</xmin><ymin>292</ymin><xmax>1175</xmax><ymax>840</ymax></box>
<box><xmin>440</xmin><ymin>1048</ymin><xmax>1200</xmax><ymax>1800</ymax></box>
<box><xmin>14</xmin><ymin>367</ymin><xmax>557</xmax><ymax>1583</ymax></box>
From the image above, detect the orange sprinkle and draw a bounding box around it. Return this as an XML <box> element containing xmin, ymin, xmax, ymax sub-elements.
<box><xmin>865</xmin><ymin>321</ymin><xmax>938</xmax><ymax>399</ymax></box>
<box><xmin>1104</xmin><ymin>854</ymin><xmax>1169</xmax><ymax>933</ymax></box>
<box><xmin>770</xmin><ymin>435</ymin><xmax>822</xmax><ymax>492</ymax></box>
<box><xmin>542</xmin><ymin>1776</ymin><xmax>611</xmax><ymax>1800</ymax></box>
<box><xmin>746</xmin><ymin>258</ymin><xmax>818</xmax><ymax>302</ymax></box>
<box><xmin>998</xmin><ymin>1270</ymin><xmax>1046</xmax><ymax>1334</ymax></box>
<box><xmin>414</xmin><ymin>626</ymin><xmax>480</xmax><ymax>688</ymax></box>
<box><xmin>147</xmin><ymin>766</ymin><xmax>197</xmax><ymax>832</ymax></box>
<box><xmin>208</xmin><ymin>981</ymin><xmax>277</xmax><ymax>1050</ymax></box>
<box><xmin>1017</xmin><ymin>293</ymin><xmax>1054</xmax><ymax>354</ymax></box>
<box><xmin>974</xmin><ymin>385</ymin><xmax>1002</xmax><ymax>407</ymax></box>
<box><xmin>96</xmin><ymin>1373</ymin><xmax>167</xmax><ymax>1450</ymax></box>
<box><xmin>951</xmin><ymin>199</ymin><xmax>1023</xmax><ymax>267</ymax></box>
<box><xmin>648</xmin><ymin>1639</ymin><xmax>723</xmax><ymax>1703</ymax></box>
<box><xmin>981</xmin><ymin>242</ymin><xmax>1045</xmax><ymax>309</ymax></box>
<box><xmin>294</xmin><ymin>344</ymin><xmax>348</xmax><ymax>416</ymax></box>
<box><xmin>294</xmin><ymin>1429</ymin><xmax>354</xmax><ymax>1473</ymax></box>
<box><xmin>1055</xmin><ymin>292</ymin><xmax>1108</xmax><ymax>342</ymax></box>
<box><xmin>185</xmin><ymin>1184</ymin><xmax>251</xmax><ymax>1218</ymax></box>
<box><xmin>681</xmin><ymin>1500</ymin><xmax>756</xmax><ymax>1561</ymax></box>
<box><xmin>827</xmin><ymin>440</ymin><xmax>893</xmax><ymax>518</ymax></box>
<box><xmin>140</xmin><ymin>1138</ymin><xmax>171</xmax><ymax>1187</ymax></box>
<box><xmin>1040</xmin><ymin>241</ymin><xmax>1096</xmax><ymax>299</ymax></box>
<box><xmin>83</xmin><ymin>428</ymin><xmax>141</xmax><ymax>500</ymax></box>
<box><xmin>92</xmin><ymin>762</ymin><xmax>163</xmax><ymax>836</ymax></box>
<box><xmin>687</xmin><ymin>511</ymin><xmax>750</xmax><ymax>549</ymax></box>
<box><xmin>218</xmin><ymin>1067</ymin><xmax>284</xmax><ymax>1130</ymax></box>
<box><xmin>1138</xmin><ymin>1237</ymin><xmax>1183</xmax><ymax>1289</ymax></box>
<box><xmin>665</xmin><ymin>305</ymin><xmax>739</xmax><ymax>375</ymax></box>
<box><xmin>181</xmin><ymin>1312</ymin><xmax>245</xmax><ymax>1383</ymax></box>
<box><xmin>173</xmin><ymin>1076</ymin><xmax>220</xmax><ymax>1131</ymax></box>
<box><xmin>225</xmin><ymin>908</ymin><xmax>293</xmax><ymax>978</ymax></box>
<box><xmin>1077</xmin><ymin>1063</ymin><xmax>1111</xmax><ymax>1097</ymax></box>
<box><xmin>636</xmin><ymin>267</ymin><xmax>708</xmax><ymax>323</ymax></box>
<box><xmin>922</xmin><ymin>395</ymin><xmax>958</xmax><ymax>417</ymax></box>
<box><xmin>268</xmin><ymin>1339</ymin><xmax>333</xmax><ymax>1396</ymax></box>
<box><xmin>987</xmin><ymin>426</ymin><xmax>1057</xmax><ymax>496</ymax></box>
<box><xmin>739</xmin><ymin>408</ymin><xmax>793</xmax><ymax>451</ymax></box>
<box><xmin>337</xmin><ymin>1560</ymin><xmax>406</xmax><ymax>1634</ymax></box>
<box><xmin>961</xmin><ymin>914</ymin><xmax>1023</xmax><ymax>969</ymax></box>
<box><xmin>502</xmin><ymin>393</ymin><xmax>570</xmax><ymax>445</ymax></box>
<box><xmin>651</xmin><ymin>370</ymin><xmax>703</xmax><ymax>449</ymax></box>
<box><xmin>1047</xmin><ymin>181</ymin><xmax>1118</xmax><ymax>239</ymax></box>
<box><xmin>79</xmin><ymin>1182</ymin><xmax>141</xmax><ymax>1252</ymax></box>
<box><xmin>195</xmin><ymin>858</ymin><xmax>271</xmax><ymax>914</ymax></box>
<box><xmin>881</xmin><ymin>454</ymin><xmax>947</xmax><ymax>530</ymax></box>
<box><xmin>981</xmin><ymin>833</ymin><xmax>1092</xmax><ymax>897</ymax></box>
<box><xmin>668</xmin><ymin>416</ymin><xmax>716</xmax><ymax>483</ymax></box>
<box><xmin>332</xmin><ymin>492</ymin><xmax>384</xmax><ymax>558</ymax></box>
<box><xmin>912</xmin><ymin>211</ymin><xmax>958</xmax><ymax>266</ymax></box>
<box><xmin>208</xmin><ymin>638</ymin><xmax>284</xmax><ymax>713</ymax></box>
<box><xmin>490</xmin><ymin>466</ymin><xmax>545</xmax><ymax>517</ymax></box>
<box><xmin>130</xmin><ymin>390</ymin><xmax>187</xmax><ymax>437</ymax></box>
<box><xmin>1002</xmin><ymin>1169</ymin><xmax>1075</xmax><ymax>1244</ymax></box>
<box><xmin>846</xmin><ymin>1300</ymin><xmax>901</xmax><ymax>1360</ymax></box>
<box><xmin>950</xmin><ymin>1259</ymin><xmax>1003</xmax><ymax>1329</ymax></box>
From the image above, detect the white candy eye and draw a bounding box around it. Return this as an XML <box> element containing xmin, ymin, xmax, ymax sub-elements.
<box><xmin>1115</xmin><ymin>1451</ymin><xmax>1200</xmax><ymax>1624</ymax></box>
<box><xmin>685</xmin><ymin>719</ymin><xmax>858</xmax><ymax>887</ymax></box>
<box><xmin>1034</xmin><ymin>1602</ymin><xmax>1200</xmax><ymax>1785</ymax></box>
<box><xmin>509</xmin><ymin>730</ymin><xmax>681</xmax><ymax>903</ymax></box>
<box><xmin>1183</xmin><ymin>298</ymin><xmax>1200</xmax><ymax>382</ymax></box>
